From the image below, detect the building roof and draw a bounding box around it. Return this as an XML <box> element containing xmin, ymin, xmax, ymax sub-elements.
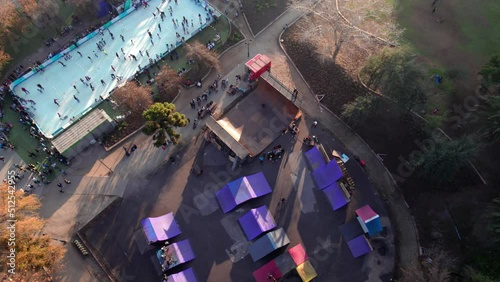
<box><xmin>205</xmin><ymin>116</ymin><xmax>250</xmax><ymax>159</ymax></box>
<box><xmin>52</xmin><ymin>109</ymin><xmax>113</xmax><ymax>154</ymax></box>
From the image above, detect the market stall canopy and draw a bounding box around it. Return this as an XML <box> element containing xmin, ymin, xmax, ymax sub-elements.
<box><xmin>238</xmin><ymin>205</ymin><xmax>277</xmax><ymax>241</ymax></box>
<box><xmin>304</xmin><ymin>146</ymin><xmax>327</xmax><ymax>171</ymax></box>
<box><xmin>141</xmin><ymin>212</ymin><xmax>181</xmax><ymax>244</ymax></box>
<box><xmin>252</xmin><ymin>260</ymin><xmax>282</xmax><ymax>282</ymax></box>
<box><xmin>312</xmin><ymin>159</ymin><xmax>343</xmax><ymax>189</ymax></box>
<box><xmin>165</xmin><ymin>267</ymin><xmax>198</xmax><ymax>282</ymax></box>
<box><xmin>216</xmin><ymin>172</ymin><xmax>272</xmax><ymax>213</ymax></box>
<box><xmin>323</xmin><ymin>182</ymin><xmax>350</xmax><ymax>210</ymax></box>
<box><xmin>249</xmin><ymin>228</ymin><xmax>290</xmax><ymax>262</ymax></box>
<box><xmin>245</xmin><ymin>54</ymin><xmax>271</xmax><ymax>80</ymax></box>
<box><xmin>157</xmin><ymin>239</ymin><xmax>195</xmax><ymax>272</ymax></box>
<box><xmin>355</xmin><ymin>205</ymin><xmax>383</xmax><ymax>236</ymax></box>
<box><xmin>346</xmin><ymin>235</ymin><xmax>373</xmax><ymax>258</ymax></box>
<box><xmin>296</xmin><ymin>260</ymin><xmax>318</xmax><ymax>282</ymax></box>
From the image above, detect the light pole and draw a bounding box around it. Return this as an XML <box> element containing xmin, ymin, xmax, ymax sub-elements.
<box><xmin>245</xmin><ymin>40</ymin><xmax>252</xmax><ymax>58</ymax></box>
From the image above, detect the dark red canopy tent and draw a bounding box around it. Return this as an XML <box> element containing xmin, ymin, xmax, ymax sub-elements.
<box><xmin>246</xmin><ymin>54</ymin><xmax>271</xmax><ymax>80</ymax></box>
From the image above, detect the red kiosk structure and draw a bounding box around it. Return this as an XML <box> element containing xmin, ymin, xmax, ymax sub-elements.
<box><xmin>245</xmin><ymin>54</ymin><xmax>272</xmax><ymax>80</ymax></box>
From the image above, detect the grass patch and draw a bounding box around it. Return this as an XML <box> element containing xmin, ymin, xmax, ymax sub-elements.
<box><xmin>455</xmin><ymin>0</ymin><xmax>500</xmax><ymax>56</ymax></box>
<box><xmin>255</xmin><ymin>0</ymin><xmax>278</xmax><ymax>12</ymax></box>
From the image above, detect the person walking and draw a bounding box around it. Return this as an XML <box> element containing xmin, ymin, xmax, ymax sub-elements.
<box><xmin>57</xmin><ymin>182</ymin><xmax>64</xmax><ymax>193</ymax></box>
<box><xmin>88</xmin><ymin>56</ymin><xmax>93</xmax><ymax>62</ymax></box>
<box><xmin>77</xmin><ymin>51</ymin><xmax>83</xmax><ymax>57</ymax></box>
<box><xmin>36</xmin><ymin>84</ymin><xmax>44</xmax><ymax>90</ymax></box>
<box><xmin>115</xmin><ymin>52</ymin><xmax>120</xmax><ymax>59</ymax></box>
<box><xmin>73</xmin><ymin>85</ymin><xmax>79</xmax><ymax>93</ymax></box>
<box><xmin>58</xmin><ymin>61</ymin><xmax>66</xmax><ymax>67</ymax></box>
<box><xmin>53</xmin><ymin>99</ymin><xmax>60</xmax><ymax>106</ymax></box>
<box><xmin>100</xmin><ymin>79</ymin><xmax>106</xmax><ymax>85</ymax></box>
<box><xmin>158</xmin><ymin>23</ymin><xmax>162</xmax><ymax>31</ymax></box>
<box><xmin>21</xmin><ymin>87</ymin><xmax>30</xmax><ymax>94</ymax></box>
<box><xmin>111</xmin><ymin>65</ymin><xmax>116</xmax><ymax>72</ymax></box>
<box><xmin>120</xmin><ymin>34</ymin><xmax>125</xmax><ymax>42</ymax></box>
<box><xmin>73</xmin><ymin>95</ymin><xmax>80</xmax><ymax>102</ymax></box>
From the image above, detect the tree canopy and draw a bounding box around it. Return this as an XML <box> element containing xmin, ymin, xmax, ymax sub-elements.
<box><xmin>361</xmin><ymin>47</ymin><xmax>427</xmax><ymax>111</ymax></box>
<box><xmin>155</xmin><ymin>65</ymin><xmax>181</xmax><ymax>102</ymax></box>
<box><xmin>341</xmin><ymin>95</ymin><xmax>380</xmax><ymax>126</ymax></box>
<box><xmin>142</xmin><ymin>102</ymin><xmax>188</xmax><ymax>146</ymax></box>
<box><xmin>184</xmin><ymin>41</ymin><xmax>221</xmax><ymax>73</ymax></box>
<box><xmin>112</xmin><ymin>82</ymin><xmax>153</xmax><ymax>117</ymax></box>
<box><xmin>480</xmin><ymin>95</ymin><xmax>500</xmax><ymax>143</ymax></box>
<box><xmin>414</xmin><ymin>135</ymin><xmax>479</xmax><ymax>183</ymax></box>
<box><xmin>479</xmin><ymin>54</ymin><xmax>500</xmax><ymax>86</ymax></box>
<box><xmin>0</xmin><ymin>187</ymin><xmax>66</xmax><ymax>281</ymax></box>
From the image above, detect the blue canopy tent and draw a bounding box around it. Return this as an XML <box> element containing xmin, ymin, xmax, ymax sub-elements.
<box><xmin>238</xmin><ymin>206</ymin><xmax>277</xmax><ymax>241</ymax></box>
<box><xmin>216</xmin><ymin>172</ymin><xmax>272</xmax><ymax>213</ymax></box>
<box><xmin>249</xmin><ymin>228</ymin><xmax>290</xmax><ymax>262</ymax></box>
<box><xmin>165</xmin><ymin>267</ymin><xmax>198</xmax><ymax>282</ymax></box>
<box><xmin>355</xmin><ymin>205</ymin><xmax>383</xmax><ymax>237</ymax></box>
<box><xmin>304</xmin><ymin>147</ymin><xmax>326</xmax><ymax>171</ymax></box>
<box><xmin>141</xmin><ymin>212</ymin><xmax>181</xmax><ymax>244</ymax></box>
<box><xmin>311</xmin><ymin>159</ymin><xmax>343</xmax><ymax>189</ymax></box>
<box><xmin>323</xmin><ymin>182</ymin><xmax>350</xmax><ymax>210</ymax></box>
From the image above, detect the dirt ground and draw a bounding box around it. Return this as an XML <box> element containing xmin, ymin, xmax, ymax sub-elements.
<box><xmin>241</xmin><ymin>0</ymin><xmax>289</xmax><ymax>35</ymax></box>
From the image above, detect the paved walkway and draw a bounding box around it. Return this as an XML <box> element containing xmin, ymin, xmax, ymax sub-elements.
<box><xmin>4</xmin><ymin>3</ymin><xmax>419</xmax><ymax>281</ymax></box>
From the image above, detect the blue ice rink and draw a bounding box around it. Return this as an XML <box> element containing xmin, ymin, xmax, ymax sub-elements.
<box><xmin>11</xmin><ymin>0</ymin><xmax>216</xmax><ymax>138</ymax></box>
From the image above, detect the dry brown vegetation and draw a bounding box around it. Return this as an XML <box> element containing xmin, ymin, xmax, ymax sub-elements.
<box><xmin>0</xmin><ymin>187</ymin><xmax>66</xmax><ymax>281</ymax></box>
<box><xmin>184</xmin><ymin>40</ymin><xmax>221</xmax><ymax>73</ymax></box>
<box><xmin>112</xmin><ymin>82</ymin><xmax>153</xmax><ymax>117</ymax></box>
<box><xmin>289</xmin><ymin>0</ymin><xmax>401</xmax><ymax>74</ymax></box>
<box><xmin>155</xmin><ymin>65</ymin><xmax>181</xmax><ymax>102</ymax></box>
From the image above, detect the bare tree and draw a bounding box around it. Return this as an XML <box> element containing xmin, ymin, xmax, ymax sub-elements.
<box><xmin>399</xmin><ymin>248</ymin><xmax>454</xmax><ymax>282</ymax></box>
<box><xmin>289</xmin><ymin>0</ymin><xmax>402</xmax><ymax>65</ymax></box>
<box><xmin>290</xmin><ymin>0</ymin><xmax>353</xmax><ymax>63</ymax></box>
<box><xmin>155</xmin><ymin>65</ymin><xmax>181</xmax><ymax>102</ymax></box>
<box><xmin>184</xmin><ymin>41</ymin><xmax>221</xmax><ymax>73</ymax></box>
<box><xmin>112</xmin><ymin>82</ymin><xmax>153</xmax><ymax>117</ymax></box>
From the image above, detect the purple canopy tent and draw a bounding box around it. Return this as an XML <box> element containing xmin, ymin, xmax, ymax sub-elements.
<box><xmin>312</xmin><ymin>160</ymin><xmax>343</xmax><ymax>189</ymax></box>
<box><xmin>304</xmin><ymin>147</ymin><xmax>326</xmax><ymax>171</ymax></box>
<box><xmin>238</xmin><ymin>206</ymin><xmax>277</xmax><ymax>241</ymax></box>
<box><xmin>347</xmin><ymin>235</ymin><xmax>373</xmax><ymax>258</ymax></box>
<box><xmin>141</xmin><ymin>212</ymin><xmax>182</xmax><ymax>244</ymax></box>
<box><xmin>339</xmin><ymin>220</ymin><xmax>364</xmax><ymax>242</ymax></box>
<box><xmin>249</xmin><ymin>227</ymin><xmax>290</xmax><ymax>262</ymax></box>
<box><xmin>323</xmin><ymin>182</ymin><xmax>349</xmax><ymax>210</ymax></box>
<box><xmin>165</xmin><ymin>267</ymin><xmax>198</xmax><ymax>282</ymax></box>
<box><xmin>216</xmin><ymin>172</ymin><xmax>272</xmax><ymax>213</ymax></box>
<box><xmin>157</xmin><ymin>239</ymin><xmax>196</xmax><ymax>272</ymax></box>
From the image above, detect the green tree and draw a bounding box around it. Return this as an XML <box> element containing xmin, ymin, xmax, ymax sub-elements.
<box><xmin>361</xmin><ymin>47</ymin><xmax>427</xmax><ymax>111</ymax></box>
<box><xmin>492</xmin><ymin>196</ymin><xmax>500</xmax><ymax>244</ymax></box>
<box><xmin>341</xmin><ymin>95</ymin><xmax>379</xmax><ymax>126</ymax></box>
<box><xmin>415</xmin><ymin>135</ymin><xmax>479</xmax><ymax>183</ymax></box>
<box><xmin>479</xmin><ymin>54</ymin><xmax>500</xmax><ymax>87</ymax></box>
<box><xmin>0</xmin><ymin>46</ymin><xmax>11</xmax><ymax>77</ymax></box>
<box><xmin>142</xmin><ymin>102</ymin><xmax>188</xmax><ymax>146</ymax></box>
<box><xmin>0</xmin><ymin>187</ymin><xmax>66</xmax><ymax>281</ymax></box>
<box><xmin>480</xmin><ymin>96</ymin><xmax>500</xmax><ymax>143</ymax></box>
